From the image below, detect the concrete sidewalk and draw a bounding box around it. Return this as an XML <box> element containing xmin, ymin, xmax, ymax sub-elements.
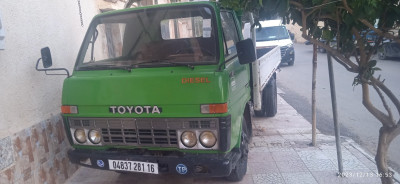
<box><xmin>65</xmin><ymin>93</ymin><xmax>399</xmax><ymax>184</ymax></box>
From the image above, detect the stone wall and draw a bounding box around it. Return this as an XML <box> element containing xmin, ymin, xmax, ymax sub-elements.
<box><xmin>0</xmin><ymin>115</ymin><xmax>77</xmax><ymax>184</ymax></box>
<box><xmin>0</xmin><ymin>1</ymin><xmax>136</xmax><ymax>183</ymax></box>
<box><xmin>0</xmin><ymin>0</ymin><xmax>98</xmax><ymax>182</ymax></box>
<box><xmin>0</xmin><ymin>0</ymin><xmax>98</xmax><ymax>140</ymax></box>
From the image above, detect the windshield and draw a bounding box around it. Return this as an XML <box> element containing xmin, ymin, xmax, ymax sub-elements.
<box><xmin>76</xmin><ymin>5</ymin><xmax>217</xmax><ymax>71</ymax></box>
<box><xmin>256</xmin><ymin>26</ymin><xmax>290</xmax><ymax>42</ymax></box>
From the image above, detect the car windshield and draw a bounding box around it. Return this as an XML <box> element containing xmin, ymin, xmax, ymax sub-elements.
<box><xmin>255</xmin><ymin>26</ymin><xmax>289</xmax><ymax>42</ymax></box>
<box><xmin>76</xmin><ymin>5</ymin><xmax>217</xmax><ymax>71</ymax></box>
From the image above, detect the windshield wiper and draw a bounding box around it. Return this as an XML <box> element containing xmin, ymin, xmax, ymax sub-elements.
<box><xmin>133</xmin><ymin>59</ymin><xmax>194</xmax><ymax>69</ymax></box>
<box><xmin>78</xmin><ymin>59</ymin><xmax>195</xmax><ymax>71</ymax></box>
<box><xmin>167</xmin><ymin>61</ymin><xmax>194</xmax><ymax>69</ymax></box>
<box><xmin>78</xmin><ymin>63</ymin><xmax>132</xmax><ymax>71</ymax></box>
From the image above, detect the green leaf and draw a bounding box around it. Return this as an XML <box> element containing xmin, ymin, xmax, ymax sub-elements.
<box><xmin>312</xmin><ymin>0</ymin><xmax>322</xmax><ymax>6</ymax></box>
<box><xmin>368</xmin><ymin>60</ymin><xmax>377</xmax><ymax>67</ymax></box>
<box><xmin>313</xmin><ymin>27</ymin><xmax>323</xmax><ymax>40</ymax></box>
<box><xmin>353</xmin><ymin>76</ymin><xmax>361</xmax><ymax>86</ymax></box>
<box><xmin>322</xmin><ymin>28</ymin><xmax>334</xmax><ymax>41</ymax></box>
<box><xmin>373</xmin><ymin>67</ymin><xmax>381</xmax><ymax>71</ymax></box>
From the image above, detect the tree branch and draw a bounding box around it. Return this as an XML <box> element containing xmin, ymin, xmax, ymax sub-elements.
<box><xmin>371</xmin><ymin>82</ymin><xmax>395</xmax><ymax>124</ymax></box>
<box><xmin>305</xmin><ymin>8</ymin><xmax>320</xmax><ymax>17</ymax></box>
<box><xmin>358</xmin><ymin>19</ymin><xmax>400</xmax><ymax>43</ymax></box>
<box><xmin>342</xmin><ymin>0</ymin><xmax>353</xmax><ymax>13</ymax></box>
<box><xmin>353</xmin><ymin>50</ymin><xmax>360</xmax><ymax>64</ymax></box>
<box><xmin>295</xmin><ymin>3</ymin><xmax>358</xmax><ymax>72</ymax></box>
<box><xmin>352</xmin><ymin>27</ymin><xmax>368</xmax><ymax>66</ymax></box>
<box><xmin>304</xmin><ymin>0</ymin><xmax>331</xmax><ymax>17</ymax></box>
<box><xmin>371</xmin><ymin>77</ymin><xmax>400</xmax><ymax>117</ymax></box>
<box><xmin>362</xmin><ymin>83</ymin><xmax>395</xmax><ymax>128</ymax></box>
<box><xmin>289</xmin><ymin>1</ymin><xmax>304</xmax><ymax>9</ymax></box>
<box><xmin>303</xmin><ymin>35</ymin><xmax>359</xmax><ymax>72</ymax></box>
<box><xmin>336</xmin><ymin>7</ymin><xmax>341</xmax><ymax>52</ymax></box>
<box><xmin>317</xmin><ymin>15</ymin><xmax>336</xmax><ymax>21</ymax></box>
<box><xmin>387</xmin><ymin>125</ymin><xmax>400</xmax><ymax>145</ymax></box>
<box><xmin>367</xmin><ymin>36</ymin><xmax>384</xmax><ymax>62</ymax></box>
<box><xmin>342</xmin><ymin>0</ymin><xmax>400</xmax><ymax>43</ymax></box>
<box><xmin>331</xmin><ymin>55</ymin><xmax>355</xmax><ymax>72</ymax></box>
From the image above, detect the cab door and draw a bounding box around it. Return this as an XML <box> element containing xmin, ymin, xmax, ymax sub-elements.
<box><xmin>220</xmin><ymin>10</ymin><xmax>251</xmax><ymax>147</ymax></box>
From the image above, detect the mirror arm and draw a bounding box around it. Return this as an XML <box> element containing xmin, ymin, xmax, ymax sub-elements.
<box><xmin>217</xmin><ymin>60</ymin><xmax>226</xmax><ymax>72</ymax></box>
<box><xmin>35</xmin><ymin>58</ymin><xmax>70</xmax><ymax>77</ymax></box>
<box><xmin>217</xmin><ymin>54</ymin><xmax>239</xmax><ymax>71</ymax></box>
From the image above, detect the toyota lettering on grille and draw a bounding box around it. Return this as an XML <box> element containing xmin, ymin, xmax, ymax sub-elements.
<box><xmin>109</xmin><ymin>106</ymin><xmax>161</xmax><ymax>114</ymax></box>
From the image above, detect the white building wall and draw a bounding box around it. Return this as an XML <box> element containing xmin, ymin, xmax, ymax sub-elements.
<box><xmin>0</xmin><ymin>1</ymin><xmax>98</xmax><ymax>139</ymax></box>
<box><xmin>0</xmin><ymin>1</ymin><xmax>122</xmax><ymax>183</ymax></box>
<box><xmin>286</xmin><ymin>22</ymin><xmax>306</xmax><ymax>43</ymax></box>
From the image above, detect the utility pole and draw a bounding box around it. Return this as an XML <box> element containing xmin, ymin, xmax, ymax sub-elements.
<box><xmin>311</xmin><ymin>44</ymin><xmax>317</xmax><ymax>146</ymax></box>
<box><xmin>327</xmin><ymin>53</ymin><xmax>343</xmax><ymax>175</ymax></box>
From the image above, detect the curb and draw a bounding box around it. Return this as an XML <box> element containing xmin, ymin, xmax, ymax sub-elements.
<box><xmin>346</xmin><ymin>139</ymin><xmax>400</xmax><ymax>183</ymax></box>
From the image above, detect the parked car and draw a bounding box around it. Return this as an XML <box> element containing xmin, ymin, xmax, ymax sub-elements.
<box><xmin>256</xmin><ymin>20</ymin><xmax>295</xmax><ymax>66</ymax></box>
<box><xmin>378</xmin><ymin>41</ymin><xmax>400</xmax><ymax>60</ymax></box>
<box><xmin>304</xmin><ymin>39</ymin><xmax>336</xmax><ymax>53</ymax></box>
<box><xmin>317</xmin><ymin>38</ymin><xmax>337</xmax><ymax>53</ymax></box>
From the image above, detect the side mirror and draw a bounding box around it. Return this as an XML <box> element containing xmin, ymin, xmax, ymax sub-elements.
<box><xmin>41</xmin><ymin>47</ymin><xmax>52</xmax><ymax>68</ymax></box>
<box><xmin>35</xmin><ymin>47</ymin><xmax>70</xmax><ymax>77</ymax></box>
<box><xmin>236</xmin><ymin>39</ymin><xmax>256</xmax><ymax>64</ymax></box>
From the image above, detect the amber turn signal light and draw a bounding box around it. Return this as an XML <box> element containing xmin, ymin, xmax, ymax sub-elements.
<box><xmin>201</xmin><ymin>103</ymin><xmax>228</xmax><ymax>114</ymax></box>
<box><xmin>61</xmin><ymin>105</ymin><xmax>78</xmax><ymax>114</ymax></box>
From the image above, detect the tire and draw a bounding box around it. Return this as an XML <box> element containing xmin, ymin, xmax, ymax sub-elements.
<box><xmin>254</xmin><ymin>87</ymin><xmax>267</xmax><ymax>117</ymax></box>
<box><xmin>243</xmin><ymin>104</ymin><xmax>253</xmax><ymax>138</ymax></box>
<box><xmin>254</xmin><ymin>77</ymin><xmax>278</xmax><ymax>117</ymax></box>
<box><xmin>265</xmin><ymin>77</ymin><xmax>277</xmax><ymax>117</ymax></box>
<box><xmin>254</xmin><ymin>104</ymin><xmax>265</xmax><ymax>117</ymax></box>
<box><xmin>226</xmin><ymin>118</ymin><xmax>249</xmax><ymax>182</ymax></box>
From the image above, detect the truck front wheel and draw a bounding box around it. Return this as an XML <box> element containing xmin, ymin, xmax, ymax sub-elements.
<box><xmin>226</xmin><ymin>118</ymin><xmax>249</xmax><ymax>181</ymax></box>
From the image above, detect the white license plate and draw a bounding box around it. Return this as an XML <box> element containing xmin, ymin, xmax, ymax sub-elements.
<box><xmin>108</xmin><ymin>160</ymin><xmax>158</xmax><ymax>174</ymax></box>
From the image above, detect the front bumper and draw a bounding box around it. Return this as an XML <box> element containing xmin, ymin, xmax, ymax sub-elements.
<box><xmin>68</xmin><ymin>148</ymin><xmax>240</xmax><ymax>177</ymax></box>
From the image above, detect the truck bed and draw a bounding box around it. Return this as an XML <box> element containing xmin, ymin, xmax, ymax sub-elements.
<box><xmin>252</xmin><ymin>46</ymin><xmax>281</xmax><ymax>111</ymax></box>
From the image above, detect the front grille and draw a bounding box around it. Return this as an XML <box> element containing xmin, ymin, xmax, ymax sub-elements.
<box><xmin>82</xmin><ymin>120</ymin><xmax>91</xmax><ymax>126</ymax></box>
<box><xmin>69</xmin><ymin>118</ymin><xmax>217</xmax><ymax>148</ymax></box>
<box><xmin>73</xmin><ymin>120</ymin><xmax>81</xmax><ymax>127</ymax></box>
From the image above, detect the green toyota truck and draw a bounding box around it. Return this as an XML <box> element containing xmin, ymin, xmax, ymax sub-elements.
<box><xmin>35</xmin><ymin>1</ymin><xmax>281</xmax><ymax>181</ymax></box>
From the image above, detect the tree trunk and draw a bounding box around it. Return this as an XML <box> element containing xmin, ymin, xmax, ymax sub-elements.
<box><xmin>375</xmin><ymin>126</ymin><xmax>396</xmax><ymax>184</ymax></box>
<box><xmin>311</xmin><ymin>44</ymin><xmax>317</xmax><ymax>146</ymax></box>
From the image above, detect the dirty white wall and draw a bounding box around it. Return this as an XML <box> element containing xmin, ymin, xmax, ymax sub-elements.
<box><xmin>0</xmin><ymin>0</ymin><xmax>99</xmax><ymax>139</ymax></box>
<box><xmin>286</xmin><ymin>22</ymin><xmax>307</xmax><ymax>43</ymax></box>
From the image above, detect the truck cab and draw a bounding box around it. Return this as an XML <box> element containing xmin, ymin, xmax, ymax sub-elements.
<box><xmin>35</xmin><ymin>1</ymin><xmax>280</xmax><ymax>181</ymax></box>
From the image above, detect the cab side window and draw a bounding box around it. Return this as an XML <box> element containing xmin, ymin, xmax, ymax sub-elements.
<box><xmin>220</xmin><ymin>11</ymin><xmax>239</xmax><ymax>58</ymax></box>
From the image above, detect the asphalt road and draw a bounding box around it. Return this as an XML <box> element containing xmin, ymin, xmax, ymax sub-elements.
<box><xmin>277</xmin><ymin>43</ymin><xmax>400</xmax><ymax>172</ymax></box>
